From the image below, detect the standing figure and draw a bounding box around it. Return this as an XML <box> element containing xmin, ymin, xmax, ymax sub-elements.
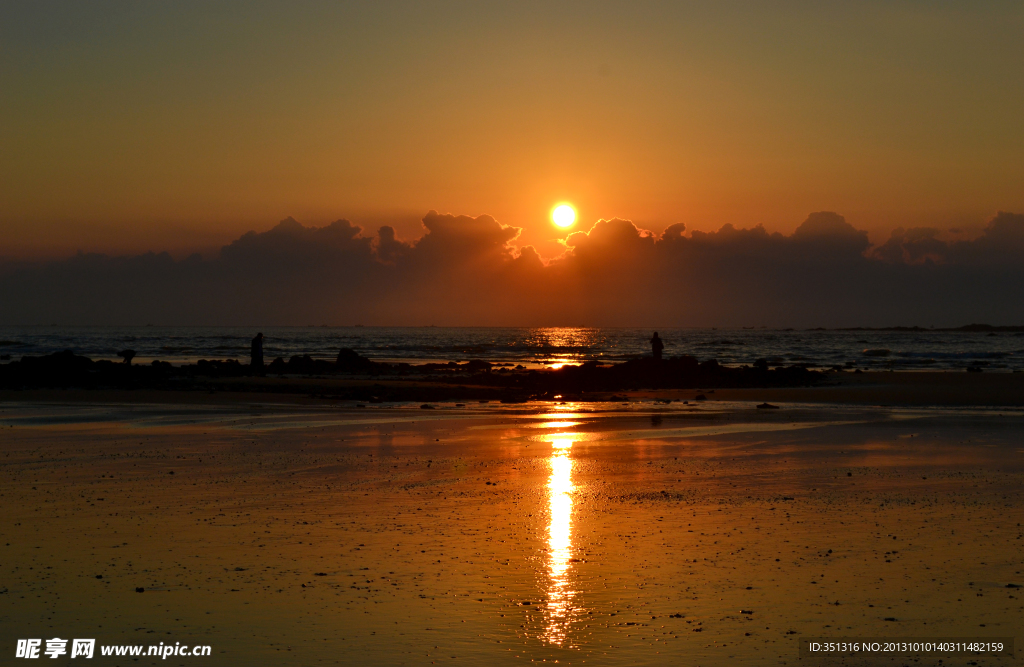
<box><xmin>251</xmin><ymin>333</ymin><xmax>264</xmax><ymax>372</ymax></box>
<box><xmin>650</xmin><ymin>331</ymin><xmax>664</xmax><ymax>360</ymax></box>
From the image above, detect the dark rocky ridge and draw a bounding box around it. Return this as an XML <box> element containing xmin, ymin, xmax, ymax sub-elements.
<box><xmin>0</xmin><ymin>348</ymin><xmax>822</xmax><ymax>400</ymax></box>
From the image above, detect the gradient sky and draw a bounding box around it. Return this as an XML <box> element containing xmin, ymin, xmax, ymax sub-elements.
<box><xmin>2</xmin><ymin>1</ymin><xmax>1023</xmax><ymax>260</ymax></box>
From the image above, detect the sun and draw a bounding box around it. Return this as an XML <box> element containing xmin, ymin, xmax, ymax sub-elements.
<box><xmin>551</xmin><ymin>204</ymin><xmax>576</xmax><ymax>228</ymax></box>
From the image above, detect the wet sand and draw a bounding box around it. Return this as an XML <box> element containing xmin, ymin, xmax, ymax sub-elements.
<box><xmin>1</xmin><ymin>398</ymin><xmax>1023</xmax><ymax>665</ymax></box>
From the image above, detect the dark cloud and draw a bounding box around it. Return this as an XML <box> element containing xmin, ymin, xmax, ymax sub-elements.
<box><xmin>374</xmin><ymin>225</ymin><xmax>407</xmax><ymax>265</ymax></box>
<box><xmin>564</xmin><ymin>218</ymin><xmax>656</xmax><ymax>264</ymax></box>
<box><xmin>416</xmin><ymin>211</ymin><xmax>519</xmax><ymax>256</ymax></box>
<box><xmin>872</xmin><ymin>227</ymin><xmax>946</xmax><ymax>264</ymax></box>
<box><xmin>870</xmin><ymin>212</ymin><xmax>1024</xmax><ymax>268</ymax></box>
<box><xmin>2</xmin><ymin>210</ymin><xmax>1024</xmax><ymax>327</ymax></box>
<box><xmin>949</xmin><ymin>211</ymin><xmax>1024</xmax><ymax>266</ymax></box>
<box><xmin>221</xmin><ymin>217</ymin><xmax>374</xmax><ymax>272</ymax></box>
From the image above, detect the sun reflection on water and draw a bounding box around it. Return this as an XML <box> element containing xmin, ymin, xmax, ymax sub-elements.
<box><xmin>534</xmin><ymin>421</ymin><xmax>580</xmax><ymax>429</ymax></box>
<box><xmin>543</xmin><ymin>437</ymin><xmax>576</xmax><ymax>646</ymax></box>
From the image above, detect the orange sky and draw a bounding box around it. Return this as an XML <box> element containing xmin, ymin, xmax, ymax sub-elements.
<box><xmin>2</xmin><ymin>2</ymin><xmax>1023</xmax><ymax>260</ymax></box>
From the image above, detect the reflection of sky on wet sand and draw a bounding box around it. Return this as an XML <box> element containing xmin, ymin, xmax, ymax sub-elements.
<box><xmin>543</xmin><ymin>437</ymin><xmax>577</xmax><ymax>646</ymax></box>
<box><xmin>7</xmin><ymin>400</ymin><xmax>1024</xmax><ymax>665</ymax></box>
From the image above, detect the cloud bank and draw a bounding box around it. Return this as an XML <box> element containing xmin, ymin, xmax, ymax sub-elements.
<box><xmin>2</xmin><ymin>211</ymin><xmax>1023</xmax><ymax>327</ymax></box>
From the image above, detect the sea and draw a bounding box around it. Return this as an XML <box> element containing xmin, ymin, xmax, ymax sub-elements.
<box><xmin>0</xmin><ymin>326</ymin><xmax>1022</xmax><ymax>372</ymax></box>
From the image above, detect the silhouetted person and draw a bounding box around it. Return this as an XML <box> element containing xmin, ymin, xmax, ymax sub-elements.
<box><xmin>650</xmin><ymin>332</ymin><xmax>664</xmax><ymax>361</ymax></box>
<box><xmin>251</xmin><ymin>333</ymin><xmax>264</xmax><ymax>373</ymax></box>
<box><xmin>117</xmin><ymin>349</ymin><xmax>136</xmax><ymax>365</ymax></box>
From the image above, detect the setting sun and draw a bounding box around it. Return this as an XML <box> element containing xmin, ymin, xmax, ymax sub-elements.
<box><xmin>551</xmin><ymin>204</ymin><xmax>576</xmax><ymax>228</ymax></box>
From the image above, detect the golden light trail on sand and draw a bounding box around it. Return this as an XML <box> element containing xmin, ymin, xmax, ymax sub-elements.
<box><xmin>543</xmin><ymin>436</ymin><xmax>576</xmax><ymax>646</ymax></box>
<box><xmin>535</xmin><ymin>421</ymin><xmax>580</xmax><ymax>429</ymax></box>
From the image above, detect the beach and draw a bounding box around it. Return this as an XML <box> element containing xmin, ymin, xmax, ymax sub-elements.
<box><xmin>2</xmin><ymin>382</ymin><xmax>1022</xmax><ymax>665</ymax></box>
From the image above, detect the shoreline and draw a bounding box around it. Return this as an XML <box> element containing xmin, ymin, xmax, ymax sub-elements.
<box><xmin>2</xmin><ymin>370</ymin><xmax>1024</xmax><ymax>407</ymax></box>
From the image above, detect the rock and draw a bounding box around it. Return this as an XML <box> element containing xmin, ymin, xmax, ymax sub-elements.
<box><xmin>135</xmin><ymin>587</ymin><xmax>144</xmax><ymax>593</ymax></box>
<box><xmin>695</xmin><ymin>394</ymin><xmax>707</xmax><ymax>401</ymax></box>
<box><xmin>464</xmin><ymin>359</ymin><xmax>492</xmax><ymax>372</ymax></box>
<box><xmin>756</xmin><ymin>402</ymin><xmax>779</xmax><ymax>409</ymax></box>
<box><xmin>336</xmin><ymin>348</ymin><xmax>376</xmax><ymax>373</ymax></box>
